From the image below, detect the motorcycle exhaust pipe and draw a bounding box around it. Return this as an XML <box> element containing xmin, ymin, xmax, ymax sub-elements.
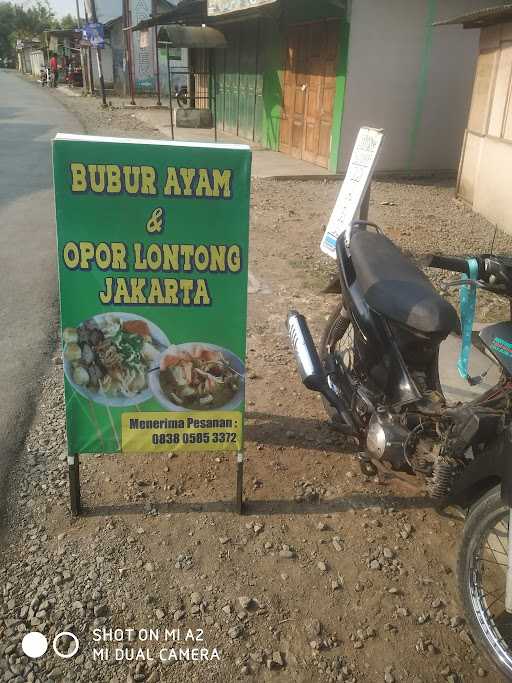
<box><xmin>287</xmin><ymin>311</ymin><xmax>356</xmax><ymax>432</ymax></box>
<box><xmin>287</xmin><ymin>310</ymin><xmax>325</xmax><ymax>390</ymax></box>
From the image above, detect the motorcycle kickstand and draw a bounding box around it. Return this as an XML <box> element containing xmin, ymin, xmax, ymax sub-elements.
<box><xmin>357</xmin><ymin>453</ymin><xmax>378</xmax><ymax>477</ymax></box>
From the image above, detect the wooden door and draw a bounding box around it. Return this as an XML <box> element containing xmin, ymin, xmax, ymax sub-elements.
<box><xmin>279</xmin><ymin>25</ymin><xmax>307</xmax><ymax>159</ymax></box>
<box><xmin>280</xmin><ymin>20</ymin><xmax>339</xmax><ymax>168</ymax></box>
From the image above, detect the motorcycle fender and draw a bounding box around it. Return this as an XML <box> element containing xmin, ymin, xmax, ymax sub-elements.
<box><xmin>502</xmin><ymin>427</ymin><xmax>512</xmax><ymax>507</ymax></box>
<box><xmin>449</xmin><ymin>430</ymin><xmax>512</xmax><ymax>508</ymax></box>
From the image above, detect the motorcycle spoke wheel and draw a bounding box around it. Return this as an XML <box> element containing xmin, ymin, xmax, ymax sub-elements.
<box><xmin>461</xmin><ymin>488</ymin><xmax>512</xmax><ymax>678</ymax></box>
<box><xmin>332</xmin><ymin>322</ymin><xmax>356</xmax><ymax>372</ymax></box>
<box><xmin>321</xmin><ymin>303</ymin><xmax>357</xmax><ymax>372</ymax></box>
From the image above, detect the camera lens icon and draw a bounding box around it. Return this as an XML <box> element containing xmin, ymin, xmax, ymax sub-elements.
<box><xmin>21</xmin><ymin>630</ymin><xmax>79</xmax><ymax>660</ymax></box>
<box><xmin>22</xmin><ymin>632</ymin><xmax>48</xmax><ymax>659</ymax></box>
<box><xmin>53</xmin><ymin>632</ymin><xmax>80</xmax><ymax>658</ymax></box>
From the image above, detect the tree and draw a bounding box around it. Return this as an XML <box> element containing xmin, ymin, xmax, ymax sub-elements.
<box><xmin>13</xmin><ymin>1</ymin><xmax>59</xmax><ymax>39</ymax></box>
<box><xmin>0</xmin><ymin>1</ymin><xmax>59</xmax><ymax>65</ymax></box>
<box><xmin>60</xmin><ymin>13</ymin><xmax>77</xmax><ymax>30</ymax></box>
<box><xmin>0</xmin><ymin>3</ymin><xmax>17</xmax><ymax>65</ymax></box>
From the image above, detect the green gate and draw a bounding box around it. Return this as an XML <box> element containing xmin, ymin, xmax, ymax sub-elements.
<box><xmin>215</xmin><ymin>20</ymin><xmax>263</xmax><ymax>144</ymax></box>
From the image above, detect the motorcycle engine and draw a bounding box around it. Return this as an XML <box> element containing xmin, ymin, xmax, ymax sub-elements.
<box><xmin>366</xmin><ymin>411</ymin><xmax>411</xmax><ymax>471</ymax></box>
<box><xmin>366</xmin><ymin>402</ymin><xmax>507</xmax><ymax>497</ymax></box>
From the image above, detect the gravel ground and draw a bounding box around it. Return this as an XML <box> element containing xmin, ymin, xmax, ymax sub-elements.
<box><xmin>1</xmin><ymin>85</ymin><xmax>511</xmax><ymax>683</ymax></box>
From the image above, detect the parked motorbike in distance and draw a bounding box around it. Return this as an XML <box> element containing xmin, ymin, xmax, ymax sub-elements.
<box><xmin>39</xmin><ymin>66</ymin><xmax>49</xmax><ymax>87</ymax></box>
<box><xmin>288</xmin><ymin>220</ymin><xmax>512</xmax><ymax>679</ymax></box>
<box><xmin>39</xmin><ymin>66</ymin><xmax>56</xmax><ymax>88</ymax></box>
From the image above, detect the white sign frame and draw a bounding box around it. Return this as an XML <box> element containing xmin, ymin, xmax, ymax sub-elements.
<box><xmin>208</xmin><ymin>0</ymin><xmax>277</xmax><ymax>16</ymax></box>
<box><xmin>320</xmin><ymin>127</ymin><xmax>384</xmax><ymax>259</ymax></box>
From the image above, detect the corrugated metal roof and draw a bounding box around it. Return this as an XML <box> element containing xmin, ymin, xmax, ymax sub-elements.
<box><xmin>434</xmin><ymin>4</ymin><xmax>512</xmax><ymax>28</ymax></box>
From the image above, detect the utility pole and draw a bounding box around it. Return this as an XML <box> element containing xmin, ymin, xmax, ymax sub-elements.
<box><xmin>122</xmin><ymin>0</ymin><xmax>136</xmax><ymax>105</ymax></box>
<box><xmin>83</xmin><ymin>2</ymin><xmax>95</xmax><ymax>95</ymax></box>
<box><xmin>88</xmin><ymin>0</ymin><xmax>107</xmax><ymax>107</ymax></box>
<box><xmin>75</xmin><ymin>0</ymin><xmax>88</xmax><ymax>95</ymax></box>
<box><xmin>152</xmin><ymin>0</ymin><xmax>161</xmax><ymax>106</ymax></box>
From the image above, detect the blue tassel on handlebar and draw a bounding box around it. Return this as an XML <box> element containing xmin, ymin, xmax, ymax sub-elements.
<box><xmin>457</xmin><ymin>258</ymin><xmax>479</xmax><ymax>382</ymax></box>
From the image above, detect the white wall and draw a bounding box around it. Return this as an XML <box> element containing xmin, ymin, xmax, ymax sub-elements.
<box><xmin>458</xmin><ymin>23</ymin><xmax>512</xmax><ymax>235</ymax></box>
<box><xmin>469</xmin><ymin>135</ymin><xmax>512</xmax><ymax>231</ymax></box>
<box><xmin>91</xmin><ymin>46</ymin><xmax>114</xmax><ymax>86</ymax></box>
<box><xmin>339</xmin><ymin>0</ymin><xmax>488</xmax><ymax>173</ymax></box>
<box><xmin>29</xmin><ymin>50</ymin><xmax>45</xmax><ymax>78</ymax></box>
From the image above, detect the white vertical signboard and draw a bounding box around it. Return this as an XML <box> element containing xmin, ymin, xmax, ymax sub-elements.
<box><xmin>130</xmin><ymin>0</ymin><xmax>154</xmax><ymax>91</ymax></box>
<box><xmin>321</xmin><ymin>127</ymin><xmax>384</xmax><ymax>259</ymax></box>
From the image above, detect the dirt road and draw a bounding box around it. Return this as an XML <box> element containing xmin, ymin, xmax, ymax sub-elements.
<box><xmin>0</xmin><ymin>71</ymin><xmax>81</xmax><ymax>512</ymax></box>
<box><xmin>2</xmin><ymin>87</ymin><xmax>511</xmax><ymax>683</ymax></box>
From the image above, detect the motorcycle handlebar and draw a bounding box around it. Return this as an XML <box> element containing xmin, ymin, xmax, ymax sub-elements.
<box><xmin>430</xmin><ymin>254</ymin><xmax>511</xmax><ymax>288</ymax></box>
<box><xmin>428</xmin><ymin>254</ymin><xmax>473</xmax><ymax>275</ymax></box>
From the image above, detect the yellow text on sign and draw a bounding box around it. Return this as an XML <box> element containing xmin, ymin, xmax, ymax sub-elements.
<box><xmin>121</xmin><ymin>411</ymin><xmax>242</xmax><ymax>453</ymax></box>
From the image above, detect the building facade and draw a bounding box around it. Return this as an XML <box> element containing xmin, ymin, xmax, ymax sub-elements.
<box><xmin>192</xmin><ymin>0</ymin><xmax>492</xmax><ymax>172</ymax></box>
<box><xmin>210</xmin><ymin>0</ymin><xmax>347</xmax><ymax>170</ymax></box>
<box><xmin>444</xmin><ymin>6</ymin><xmax>512</xmax><ymax>234</ymax></box>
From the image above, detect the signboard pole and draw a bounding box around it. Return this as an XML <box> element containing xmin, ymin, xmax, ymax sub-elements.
<box><xmin>67</xmin><ymin>450</ymin><xmax>245</xmax><ymax>516</ymax></box>
<box><xmin>83</xmin><ymin>6</ymin><xmax>95</xmax><ymax>94</ymax></box>
<box><xmin>167</xmin><ymin>46</ymin><xmax>175</xmax><ymax>140</ymax></box>
<box><xmin>89</xmin><ymin>0</ymin><xmax>107</xmax><ymax>107</ymax></box>
<box><xmin>236</xmin><ymin>451</ymin><xmax>244</xmax><ymax>514</ymax></box>
<box><xmin>122</xmin><ymin>0</ymin><xmax>136</xmax><ymax>105</ymax></box>
<box><xmin>68</xmin><ymin>454</ymin><xmax>81</xmax><ymax>516</ymax></box>
<box><xmin>359</xmin><ymin>185</ymin><xmax>370</xmax><ymax>222</ymax></box>
<box><xmin>154</xmin><ymin>26</ymin><xmax>161</xmax><ymax>106</ymax></box>
<box><xmin>152</xmin><ymin>0</ymin><xmax>162</xmax><ymax>106</ymax></box>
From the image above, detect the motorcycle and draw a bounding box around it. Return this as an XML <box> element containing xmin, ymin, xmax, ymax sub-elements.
<box><xmin>39</xmin><ymin>66</ymin><xmax>50</xmax><ymax>87</ymax></box>
<box><xmin>287</xmin><ymin>220</ymin><xmax>512</xmax><ymax>678</ymax></box>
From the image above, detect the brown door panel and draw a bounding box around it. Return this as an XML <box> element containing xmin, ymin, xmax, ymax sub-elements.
<box><xmin>317</xmin><ymin>120</ymin><xmax>332</xmax><ymax>166</ymax></box>
<box><xmin>280</xmin><ymin>19</ymin><xmax>339</xmax><ymax>168</ymax></box>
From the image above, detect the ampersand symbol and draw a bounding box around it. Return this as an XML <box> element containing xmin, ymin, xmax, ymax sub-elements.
<box><xmin>146</xmin><ymin>207</ymin><xmax>164</xmax><ymax>233</ymax></box>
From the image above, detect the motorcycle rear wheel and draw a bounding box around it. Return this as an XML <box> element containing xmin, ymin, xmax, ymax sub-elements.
<box><xmin>458</xmin><ymin>485</ymin><xmax>512</xmax><ymax>679</ymax></box>
<box><xmin>319</xmin><ymin>301</ymin><xmax>357</xmax><ymax>428</ymax></box>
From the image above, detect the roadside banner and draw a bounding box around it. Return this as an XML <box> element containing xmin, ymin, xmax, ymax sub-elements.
<box><xmin>82</xmin><ymin>23</ymin><xmax>105</xmax><ymax>49</ymax></box>
<box><xmin>129</xmin><ymin>0</ymin><xmax>155</xmax><ymax>90</ymax></box>
<box><xmin>321</xmin><ymin>127</ymin><xmax>383</xmax><ymax>259</ymax></box>
<box><xmin>53</xmin><ymin>134</ymin><xmax>251</xmax><ymax>457</ymax></box>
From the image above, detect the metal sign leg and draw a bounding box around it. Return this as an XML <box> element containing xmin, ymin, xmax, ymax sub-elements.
<box><xmin>236</xmin><ymin>451</ymin><xmax>245</xmax><ymax>514</ymax></box>
<box><xmin>68</xmin><ymin>454</ymin><xmax>81</xmax><ymax>516</ymax></box>
<box><xmin>359</xmin><ymin>185</ymin><xmax>371</xmax><ymax>222</ymax></box>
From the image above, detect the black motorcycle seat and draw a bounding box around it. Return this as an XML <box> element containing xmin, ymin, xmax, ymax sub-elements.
<box><xmin>350</xmin><ymin>231</ymin><xmax>459</xmax><ymax>335</ymax></box>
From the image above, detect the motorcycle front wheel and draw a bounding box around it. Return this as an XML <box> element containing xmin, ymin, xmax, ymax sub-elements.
<box><xmin>458</xmin><ymin>485</ymin><xmax>512</xmax><ymax>679</ymax></box>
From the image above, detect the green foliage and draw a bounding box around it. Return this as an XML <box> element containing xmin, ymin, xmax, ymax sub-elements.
<box><xmin>60</xmin><ymin>13</ymin><xmax>77</xmax><ymax>30</ymax></box>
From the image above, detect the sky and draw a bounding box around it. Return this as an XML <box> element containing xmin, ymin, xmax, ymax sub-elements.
<box><xmin>22</xmin><ymin>0</ymin><xmax>123</xmax><ymax>20</ymax></box>
<box><xmin>47</xmin><ymin>0</ymin><xmax>78</xmax><ymax>19</ymax></box>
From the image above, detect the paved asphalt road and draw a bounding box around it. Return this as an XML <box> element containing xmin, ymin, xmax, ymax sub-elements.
<box><xmin>0</xmin><ymin>70</ymin><xmax>81</xmax><ymax>510</ymax></box>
